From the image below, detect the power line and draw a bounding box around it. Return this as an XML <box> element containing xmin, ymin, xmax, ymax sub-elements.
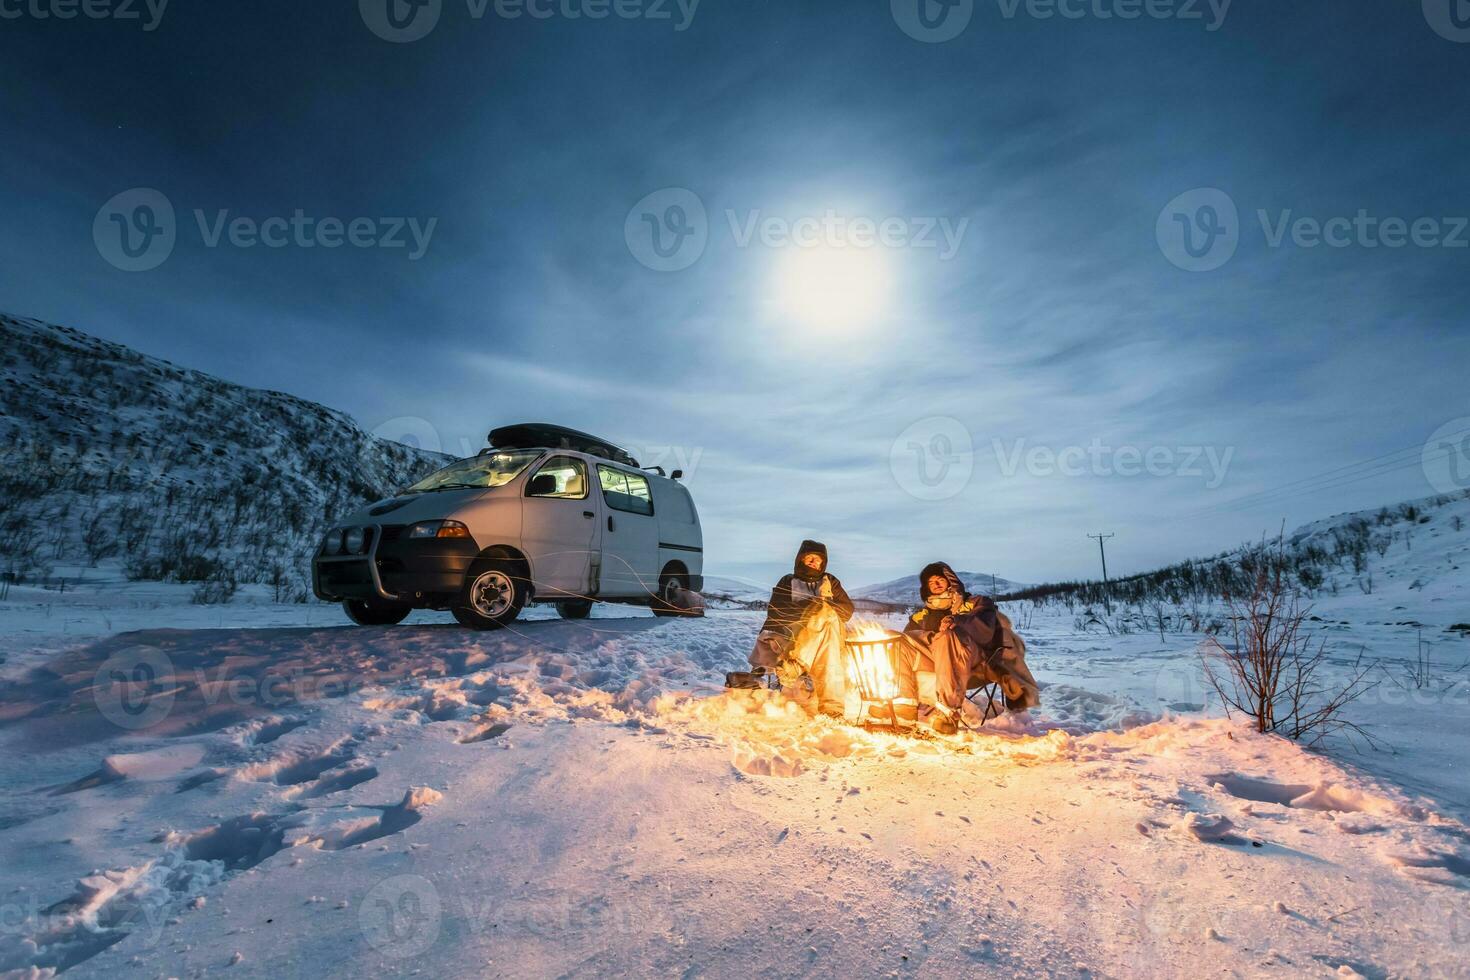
<box><xmin>1183</xmin><ymin>424</ymin><xmax>1470</xmax><ymax>519</ymax></box>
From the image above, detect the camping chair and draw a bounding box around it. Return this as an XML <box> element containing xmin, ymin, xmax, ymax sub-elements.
<box><xmin>961</xmin><ymin>674</ymin><xmax>1005</xmax><ymax>730</ymax></box>
<box><xmin>914</xmin><ymin>665</ymin><xmax>1006</xmax><ymax>730</ymax></box>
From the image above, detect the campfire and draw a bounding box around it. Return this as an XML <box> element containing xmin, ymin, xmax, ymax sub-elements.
<box><xmin>844</xmin><ymin>620</ymin><xmax>903</xmax><ymax>724</ymax></box>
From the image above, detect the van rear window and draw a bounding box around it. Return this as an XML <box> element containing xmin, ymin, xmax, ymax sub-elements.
<box><xmin>597</xmin><ymin>465</ymin><xmax>654</xmax><ymax>516</ymax></box>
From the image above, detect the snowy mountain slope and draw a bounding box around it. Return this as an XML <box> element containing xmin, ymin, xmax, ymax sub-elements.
<box><xmin>853</xmin><ymin>570</ymin><xmax>1029</xmax><ymax>605</ymax></box>
<box><xmin>0</xmin><ymin>313</ymin><xmax>452</xmax><ymax>600</ymax></box>
<box><xmin>1283</xmin><ymin>492</ymin><xmax>1470</xmax><ymax>620</ymax></box>
<box><xmin>1012</xmin><ymin>491</ymin><xmax>1470</xmax><ymax>633</ymax></box>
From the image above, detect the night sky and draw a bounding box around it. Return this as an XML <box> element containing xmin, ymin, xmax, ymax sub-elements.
<box><xmin>2</xmin><ymin>0</ymin><xmax>1467</xmax><ymax>586</ymax></box>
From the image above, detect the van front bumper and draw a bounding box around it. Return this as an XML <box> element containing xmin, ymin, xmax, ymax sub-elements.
<box><xmin>313</xmin><ymin>526</ymin><xmax>478</xmax><ymax>604</ymax></box>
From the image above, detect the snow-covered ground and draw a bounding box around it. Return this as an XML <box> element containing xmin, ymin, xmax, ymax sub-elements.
<box><xmin>2</xmin><ymin>562</ymin><xmax>1468</xmax><ymax>978</ymax></box>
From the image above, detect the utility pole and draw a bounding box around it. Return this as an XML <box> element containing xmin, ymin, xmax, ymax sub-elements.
<box><xmin>1088</xmin><ymin>532</ymin><xmax>1115</xmax><ymax>614</ymax></box>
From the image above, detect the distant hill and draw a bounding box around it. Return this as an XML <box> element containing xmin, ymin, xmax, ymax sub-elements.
<box><xmin>698</xmin><ymin>575</ymin><xmax>771</xmax><ymax>610</ymax></box>
<box><xmin>0</xmin><ymin>314</ymin><xmax>452</xmax><ymax>600</ymax></box>
<box><xmin>852</xmin><ymin>571</ymin><xmax>1029</xmax><ymax>606</ymax></box>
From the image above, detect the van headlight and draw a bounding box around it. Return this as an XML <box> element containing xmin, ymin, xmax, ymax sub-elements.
<box><xmin>407</xmin><ymin>520</ymin><xmax>470</xmax><ymax>540</ymax></box>
<box><xmin>344</xmin><ymin>527</ymin><xmax>367</xmax><ymax>554</ymax></box>
<box><xmin>323</xmin><ymin>529</ymin><xmax>344</xmax><ymax>556</ymax></box>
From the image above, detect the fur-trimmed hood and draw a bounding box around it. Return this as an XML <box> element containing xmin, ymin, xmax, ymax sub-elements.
<box><xmin>918</xmin><ymin>561</ymin><xmax>967</xmax><ymax>601</ymax></box>
<box><xmin>794</xmin><ymin>539</ymin><xmax>828</xmax><ymax>583</ymax></box>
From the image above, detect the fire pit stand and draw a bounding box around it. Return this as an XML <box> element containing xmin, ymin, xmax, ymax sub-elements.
<box><xmin>843</xmin><ymin>628</ymin><xmax>904</xmax><ymax>729</ymax></box>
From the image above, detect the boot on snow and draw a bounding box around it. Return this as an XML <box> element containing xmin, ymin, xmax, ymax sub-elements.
<box><xmin>929</xmin><ymin>708</ymin><xmax>959</xmax><ymax>736</ymax></box>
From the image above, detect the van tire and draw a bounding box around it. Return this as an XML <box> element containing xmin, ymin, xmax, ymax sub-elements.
<box><xmin>342</xmin><ymin>599</ymin><xmax>412</xmax><ymax>626</ymax></box>
<box><xmin>652</xmin><ymin>571</ymin><xmax>689</xmax><ymax>618</ymax></box>
<box><xmin>556</xmin><ymin>599</ymin><xmax>593</xmax><ymax>620</ymax></box>
<box><xmin>453</xmin><ymin>559</ymin><xmax>527</xmax><ymax>630</ymax></box>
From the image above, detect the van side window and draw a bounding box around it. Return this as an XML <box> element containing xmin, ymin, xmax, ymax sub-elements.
<box><xmin>527</xmin><ymin>456</ymin><xmax>588</xmax><ymax>499</ymax></box>
<box><xmin>597</xmin><ymin>465</ymin><xmax>654</xmax><ymax>516</ymax></box>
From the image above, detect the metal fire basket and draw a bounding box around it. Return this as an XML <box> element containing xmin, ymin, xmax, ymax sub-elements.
<box><xmin>843</xmin><ymin>629</ymin><xmax>904</xmax><ymax>728</ymax></box>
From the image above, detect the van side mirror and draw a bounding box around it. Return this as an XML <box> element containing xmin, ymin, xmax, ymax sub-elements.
<box><xmin>527</xmin><ymin>473</ymin><xmax>558</xmax><ymax>496</ymax></box>
<box><xmin>671</xmin><ymin>469</ymin><xmax>684</xmax><ymax>480</ymax></box>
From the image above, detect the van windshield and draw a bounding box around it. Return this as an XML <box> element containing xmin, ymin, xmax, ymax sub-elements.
<box><xmin>404</xmin><ymin>450</ymin><xmax>542</xmax><ymax>493</ymax></box>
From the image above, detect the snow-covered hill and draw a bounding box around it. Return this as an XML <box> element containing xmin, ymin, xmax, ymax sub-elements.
<box><xmin>853</xmin><ymin>570</ymin><xmax>1029</xmax><ymax>605</ymax></box>
<box><xmin>1012</xmin><ymin>491</ymin><xmax>1470</xmax><ymax>634</ymax></box>
<box><xmin>1284</xmin><ymin>492</ymin><xmax>1470</xmax><ymax>619</ymax></box>
<box><xmin>0</xmin><ymin>314</ymin><xmax>451</xmax><ymax>601</ymax></box>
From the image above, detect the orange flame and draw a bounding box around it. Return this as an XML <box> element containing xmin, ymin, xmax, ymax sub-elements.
<box><xmin>845</xmin><ymin>620</ymin><xmax>900</xmax><ymax>701</ymax></box>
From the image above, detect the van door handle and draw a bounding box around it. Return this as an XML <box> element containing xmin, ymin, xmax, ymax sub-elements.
<box><xmin>582</xmin><ymin>510</ymin><xmax>594</xmax><ymax>518</ymax></box>
<box><xmin>607</xmin><ymin>516</ymin><xmax>616</xmax><ymax>533</ymax></box>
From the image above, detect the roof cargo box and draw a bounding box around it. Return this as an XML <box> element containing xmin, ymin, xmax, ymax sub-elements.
<box><xmin>487</xmin><ymin>422</ymin><xmax>640</xmax><ymax>468</ymax></box>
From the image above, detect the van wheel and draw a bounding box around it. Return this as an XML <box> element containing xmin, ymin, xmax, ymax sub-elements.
<box><xmin>652</xmin><ymin>572</ymin><xmax>688</xmax><ymax>617</ymax></box>
<box><xmin>342</xmin><ymin>599</ymin><xmax>412</xmax><ymax>626</ymax></box>
<box><xmin>453</xmin><ymin>560</ymin><xmax>526</xmax><ymax>630</ymax></box>
<box><xmin>556</xmin><ymin>599</ymin><xmax>593</xmax><ymax>620</ymax></box>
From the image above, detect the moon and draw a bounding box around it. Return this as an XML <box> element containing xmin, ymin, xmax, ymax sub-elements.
<box><xmin>773</xmin><ymin>244</ymin><xmax>892</xmax><ymax>332</ymax></box>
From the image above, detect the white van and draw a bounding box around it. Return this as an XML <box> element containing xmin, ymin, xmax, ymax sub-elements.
<box><xmin>313</xmin><ymin>424</ymin><xmax>703</xmax><ymax>629</ymax></box>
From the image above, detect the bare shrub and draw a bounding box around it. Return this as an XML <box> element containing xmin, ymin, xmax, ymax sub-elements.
<box><xmin>191</xmin><ymin>570</ymin><xmax>238</xmax><ymax>605</ymax></box>
<box><xmin>1145</xmin><ymin>598</ymin><xmax>1169</xmax><ymax>642</ymax></box>
<box><xmin>1200</xmin><ymin>535</ymin><xmax>1379</xmax><ymax>747</ymax></box>
<box><xmin>81</xmin><ymin>520</ymin><xmax>117</xmax><ymax>566</ymax></box>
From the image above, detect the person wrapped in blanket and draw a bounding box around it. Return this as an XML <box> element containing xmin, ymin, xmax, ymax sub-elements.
<box><xmin>874</xmin><ymin>562</ymin><xmax>1039</xmax><ymax>734</ymax></box>
<box><xmin>747</xmin><ymin>540</ymin><xmax>854</xmax><ymax>717</ymax></box>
